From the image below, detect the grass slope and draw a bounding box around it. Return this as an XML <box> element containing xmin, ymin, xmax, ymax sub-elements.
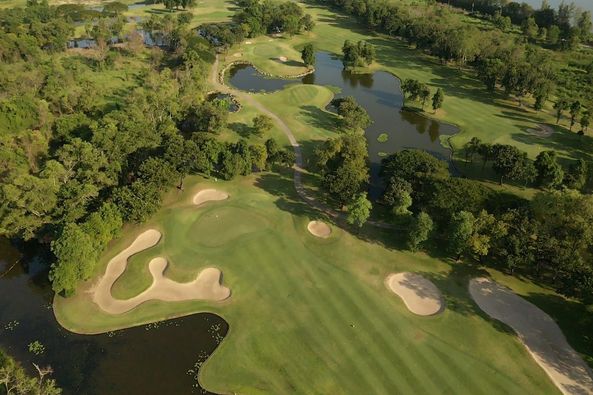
<box><xmin>55</xmin><ymin>174</ymin><xmax>561</xmax><ymax>395</ymax></box>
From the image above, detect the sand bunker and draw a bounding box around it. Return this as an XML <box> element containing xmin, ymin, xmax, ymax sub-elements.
<box><xmin>193</xmin><ymin>189</ymin><xmax>229</xmax><ymax>207</ymax></box>
<box><xmin>385</xmin><ymin>272</ymin><xmax>443</xmax><ymax>316</ymax></box>
<box><xmin>93</xmin><ymin>229</ymin><xmax>230</xmax><ymax>315</ymax></box>
<box><xmin>245</xmin><ymin>41</ymin><xmax>252</xmax><ymax>44</ymax></box>
<box><xmin>278</xmin><ymin>56</ymin><xmax>287</xmax><ymax>62</ymax></box>
<box><xmin>307</xmin><ymin>220</ymin><xmax>331</xmax><ymax>238</ymax></box>
<box><xmin>527</xmin><ymin>123</ymin><xmax>554</xmax><ymax>138</ymax></box>
<box><xmin>469</xmin><ymin>277</ymin><xmax>593</xmax><ymax>395</ymax></box>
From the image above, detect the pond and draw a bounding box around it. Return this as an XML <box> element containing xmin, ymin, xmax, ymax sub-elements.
<box><xmin>0</xmin><ymin>240</ymin><xmax>227</xmax><ymax>395</ymax></box>
<box><xmin>67</xmin><ymin>30</ymin><xmax>164</xmax><ymax>49</ymax></box>
<box><xmin>227</xmin><ymin>52</ymin><xmax>459</xmax><ymax>195</ymax></box>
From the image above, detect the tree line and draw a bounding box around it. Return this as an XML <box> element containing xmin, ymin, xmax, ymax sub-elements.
<box><xmin>380</xmin><ymin>149</ymin><xmax>593</xmax><ymax>301</ymax></box>
<box><xmin>198</xmin><ymin>0</ymin><xmax>314</xmax><ymax>50</ymax></box>
<box><xmin>438</xmin><ymin>0</ymin><xmax>592</xmax><ymax>47</ymax></box>
<box><xmin>315</xmin><ymin>0</ymin><xmax>593</xmax><ymax>114</ymax></box>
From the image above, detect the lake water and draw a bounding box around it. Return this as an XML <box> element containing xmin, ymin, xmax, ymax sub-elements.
<box><xmin>228</xmin><ymin>52</ymin><xmax>458</xmax><ymax>194</ymax></box>
<box><xmin>0</xmin><ymin>240</ymin><xmax>227</xmax><ymax>395</ymax></box>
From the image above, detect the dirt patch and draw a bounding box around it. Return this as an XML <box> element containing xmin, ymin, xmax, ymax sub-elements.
<box><xmin>92</xmin><ymin>230</ymin><xmax>230</xmax><ymax>315</ymax></box>
<box><xmin>193</xmin><ymin>189</ymin><xmax>229</xmax><ymax>207</ymax></box>
<box><xmin>469</xmin><ymin>277</ymin><xmax>593</xmax><ymax>395</ymax></box>
<box><xmin>307</xmin><ymin>220</ymin><xmax>331</xmax><ymax>238</ymax></box>
<box><xmin>385</xmin><ymin>273</ymin><xmax>444</xmax><ymax>316</ymax></box>
<box><xmin>527</xmin><ymin>123</ymin><xmax>554</xmax><ymax>138</ymax></box>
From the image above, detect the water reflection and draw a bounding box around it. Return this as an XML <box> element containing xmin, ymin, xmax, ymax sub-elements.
<box><xmin>0</xmin><ymin>240</ymin><xmax>227</xmax><ymax>395</ymax></box>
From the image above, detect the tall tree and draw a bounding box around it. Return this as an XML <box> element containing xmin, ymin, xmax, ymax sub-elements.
<box><xmin>347</xmin><ymin>192</ymin><xmax>372</xmax><ymax>228</ymax></box>
<box><xmin>448</xmin><ymin>211</ymin><xmax>475</xmax><ymax>260</ymax></box>
<box><xmin>432</xmin><ymin>88</ymin><xmax>444</xmax><ymax>112</ymax></box>
<box><xmin>554</xmin><ymin>99</ymin><xmax>569</xmax><ymax>124</ymax></box>
<box><xmin>301</xmin><ymin>43</ymin><xmax>315</xmax><ymax>67</ymax></box>
<box><xmin>535</xmin><ymin>150</ymin><xmax>564</xmax><ymax>189</ymax></box>
<box><xmin>406</xmin><ymin>212</ymin><xmax>433</xmax><ymax>251</ymax></box>
<box><xmin>570</xmin><ymin>101</ymin><xmax>581</xmax><ymax>131</ymax></box>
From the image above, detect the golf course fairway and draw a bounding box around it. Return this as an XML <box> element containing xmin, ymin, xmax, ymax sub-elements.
<box><xmin>54</xmin><ymin>174</ymin><xmax>560</xmax><ymax>394</ymax></box>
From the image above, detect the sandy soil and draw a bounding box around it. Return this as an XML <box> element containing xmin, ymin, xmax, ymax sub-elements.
<box><xmin>307</xmin><ymin>220</ymin><xmax>331</xmax><ymax>238</ymax></box>
<box><xmin>193</xmin><ymin>189</ymin><xmax>229</xmax><ymax>207</ymax></box>
<box><xmin>245</xmin><ymin>41</ymin><xmax>252</xmax><ymax>44</ymax></box>
<box><xmin>528</xmin><ymin>123</ymin><xmax>554</xmax><ymax>138</ymax></box>
<box><xmin>385</xmin><ymin>273</ymin><xmax>444</xmax><ymax>316</ymax></box>
<box><xmin>469</xmin><ymin>277</ymin><xmax>593</xmax><ymax>395</ymax></box>
<box><xmin>278</xmin><ymin>56</ymin><xmax>288</xmax><ymax>62</ymax></box>
<box><xmin>92</xmin><ymin>230</ymin><xmax>230</xmax><ymax>315</ymax></box>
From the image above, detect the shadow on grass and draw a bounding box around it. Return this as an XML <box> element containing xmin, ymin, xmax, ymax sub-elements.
<box><xmin>299</xmin><ymin>105</ymin><xmax>338</xmax><ymax>131</ymax></box>
<box><xmin>269</xmin><ymin>57</ymin><xmax>304</xmax><ymax>68</ymax></box>
<box><xmin>228</xmin><ymin>122</ymin><xmax>253</xmax><ymax>138</ymax></box>
<box><xmin>524</xmin><ymin>292</ymin><xmax>593</xmax><ymax>368</ymax></box>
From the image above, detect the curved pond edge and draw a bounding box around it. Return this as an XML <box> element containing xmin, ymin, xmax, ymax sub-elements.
<box><xmin>221</xmin><ymin>56</ymin><xmax>463</xmax><ymax>174</ymax></box>
<box><xmin>219</xmin><ymin>59</ymin><xmax>315</xmax><ymax>90</ymax></box>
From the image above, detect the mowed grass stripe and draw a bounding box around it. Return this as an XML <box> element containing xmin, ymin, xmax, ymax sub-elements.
<box><xmin>289</xmin><ymin>248</ymin><xmax>417</xmax><ymax>394</ymax></box>
<box><xmin>311</xmin><ymin>262</ymin><xmax>453</xmax><ymax>395</ymax></box>
<box><xmin>231</xmin><ymin>235</ymin><xmax>377</xmax><ymax>393</ymax></box>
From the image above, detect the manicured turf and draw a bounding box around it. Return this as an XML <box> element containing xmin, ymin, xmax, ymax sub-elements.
<box><xmin>55</xmin><ymin>175</ymin><xmax>561</xmax><ymax>394</ymax></box>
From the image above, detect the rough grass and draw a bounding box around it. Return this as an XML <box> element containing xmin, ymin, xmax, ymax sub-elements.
<box><xmin>54</xmin><ymin>174</ymin><xmax>561</xmax><ymax>395</ymax></box>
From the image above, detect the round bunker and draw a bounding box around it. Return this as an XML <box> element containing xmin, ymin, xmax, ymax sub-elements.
<box><xmin>278</xmin><ymin>56</ymin><xmax>288</xmax><ymax>62</ymax></box>
<box><xmin>385</xmin><ymin>272</ymin><xmax>444</xmax><ymax>316</ymax></box>
<box><xmin>193</xmin><ymin>189</ymin><xmax>229</xmax><ymax>207</ymax></box>
<box><xmin>307</xmin><ymin>220</ymin><xmax>331</xmax><ymax>238</ymax></box>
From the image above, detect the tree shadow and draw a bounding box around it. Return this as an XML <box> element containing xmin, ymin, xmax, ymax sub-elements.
<box><xmin>268</xmin><ymin>58</ymin><xmax>304</xmax><ymax>68</ymax></box>
<box><xmin>228</xmin><ymin>122</ymin><xmax>253</xmax><ymax>138</ymax></box>
<box><xmin>299</xmin><ymin>105</ymin><xmax>338</xmax><ymax>131</ymax></box>
<box><xmin>524</xmin><ymin>292</ymin><xmax>593</xmax><ymax>368</ymax></box>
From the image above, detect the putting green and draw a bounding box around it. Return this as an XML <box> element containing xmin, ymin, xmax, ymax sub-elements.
<box><xmin>54</xmin><ymin>175</ymin><xmax>560</xmax><ymax>394</ymax></box>
<box><xmin>189</xmin><ymin>206</ymin><xmax>270</xmax><ymax>247</ymax></box>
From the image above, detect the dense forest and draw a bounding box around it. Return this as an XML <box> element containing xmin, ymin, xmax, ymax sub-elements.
<box><xmin>0</xmin><ymin>1</ymin><xmax>294</xmax><ymax>296</ymax></box>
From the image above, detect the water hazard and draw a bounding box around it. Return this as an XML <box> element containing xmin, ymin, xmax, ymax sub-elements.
<box><xmin>0</xmin><ymin>240</ymin><xmax>227</xmax><ymax>395</ymax></box>
<box><xmin>227</xmin><ymin>52</ymin><xmax>458</xmax><ymax>193</ymax></box>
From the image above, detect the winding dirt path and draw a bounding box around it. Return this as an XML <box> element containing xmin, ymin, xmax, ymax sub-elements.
<box><xmin>211</xmin><ymin>56</ymin><xmax>392</xmax><ymax>228</ymax></box>
<box><xmin>469</xmin><ymin>277</ymin><xmax>593</xmax><ymax>395</ymax></box>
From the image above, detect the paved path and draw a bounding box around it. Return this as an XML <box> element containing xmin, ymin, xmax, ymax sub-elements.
<box><xmin>210</xmin><ymin>56</ymin><xmax>394</xmax><ymax>229</ymax></box>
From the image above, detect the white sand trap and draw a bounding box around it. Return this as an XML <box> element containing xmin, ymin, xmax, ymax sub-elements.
<box><xmin>93</xmin><ymin>230</ymin><xmax>230</xmax><ymax>315</ymax></box>
<box><xmin>245</xmin><ymin>41</ymin><xmax>252</xmax><ymax>44</ymax></box>
<box><xmin>193</xmin><ymin>189</ymin><xmax>229</xmax><ymax>207</ymax></box>
<box><xmin>307</xmin><ymin>220</ymin><xmax>331</xmax><ymax>238</ymax></box>
<box><xmin>469</xmin><ymin>277</ymin><xmax>593</xmax><ymax>395</ymax></box>
<box><xmin>278</xmin><ymin>56</ymin><xmax>287</xmax><ymax>62</ymax></box>
<box><xmin>385</xmin><ymin>272</ymin><xmax>443</xmax><ymax>316</ymax></box>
